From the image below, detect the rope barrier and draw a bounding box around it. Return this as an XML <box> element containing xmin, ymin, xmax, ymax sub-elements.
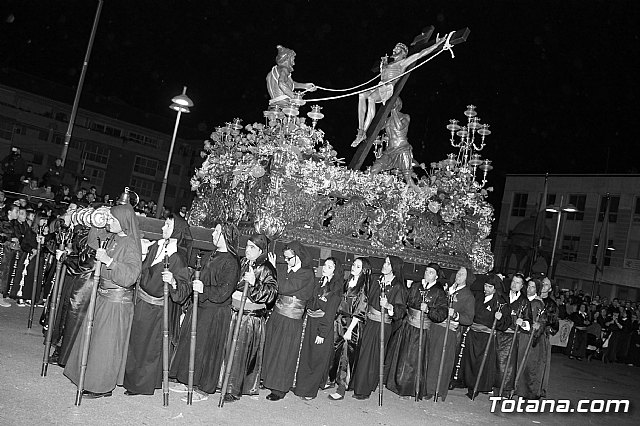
<box><xmin>302</xmin><ymin>31</ymin><xmax>456</xmax><ymax>103</ymax></box>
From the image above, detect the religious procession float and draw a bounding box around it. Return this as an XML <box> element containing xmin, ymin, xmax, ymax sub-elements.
<box><xmin>185</xmin><ymin>27</ymin><xmax>495</xmax><ymax>277</ymax></box>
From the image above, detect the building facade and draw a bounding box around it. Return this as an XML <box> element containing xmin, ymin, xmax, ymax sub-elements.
<box><xmin>495</xmin><ymin>174</ymin><xmax>640</xmax><ymax>302</ymax></box>
<box><xmin>0</xmin><ymin>76</ymin><xmax>203</xmax><ymax>210</ymax></box>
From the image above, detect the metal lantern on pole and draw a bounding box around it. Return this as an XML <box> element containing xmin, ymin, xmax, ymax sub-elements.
<box><xmin>156</xmin><ymin>87</ymin><xmax>193</xmax><ymax>218</ymax></box>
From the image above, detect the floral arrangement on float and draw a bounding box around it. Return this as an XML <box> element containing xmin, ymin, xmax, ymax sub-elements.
<box><xmin>188</xmin><ymin>111</ymin><xmax>495</xmax><ymax>273</ymax></box>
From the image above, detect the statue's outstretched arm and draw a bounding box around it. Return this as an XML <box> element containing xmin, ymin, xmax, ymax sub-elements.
<box><xmin>293</xmin><ymin>80</ymin><xmax>316</xmax><ymax>92</ymax></box>
<box><xmin>402</xmin><ymin>36</ymin><xmax>445</xmax><ymax>67</ymax></box>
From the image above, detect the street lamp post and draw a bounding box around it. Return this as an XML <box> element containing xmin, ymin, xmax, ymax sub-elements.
<box><xmin>546</xmin><ymin>195</ymin><xmax>578</xmax><ymax>277</ymax></box>
<box><xmin>156</xmin><ymin>87</ymin><xmax>193</xmax><ymax>218</ymax></box>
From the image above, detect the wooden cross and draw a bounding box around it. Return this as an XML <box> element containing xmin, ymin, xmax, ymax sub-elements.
<box><xmin>348</xmin><ymin>26</ymin><xmax>470</xmax><ymax>170</ymax></box>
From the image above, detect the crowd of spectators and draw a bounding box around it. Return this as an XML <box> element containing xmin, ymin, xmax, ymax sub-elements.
<box><xmin>0</xmin><ymin>147</ymin><xmax>190</xmax><ymax>309</ymax></box>
<box><xmin>554</xmin><ymin>287</ymin><xmax>640</xmax><ymax>366</ymax></box>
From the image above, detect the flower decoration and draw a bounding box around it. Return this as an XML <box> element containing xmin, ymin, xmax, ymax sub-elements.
<box><xmin>189</xmin><ymin>116</ymin><xmax>494</xmax><ymax>271</ymax></box>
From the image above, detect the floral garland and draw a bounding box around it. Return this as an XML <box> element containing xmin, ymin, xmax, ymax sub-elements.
<box><xmin>189</xmin><ymin>119</ymin><xmax>495</xmax><ymax>272</ymax></box>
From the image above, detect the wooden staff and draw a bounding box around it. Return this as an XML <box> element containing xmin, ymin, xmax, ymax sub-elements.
<box><xmin>74</xmin><ymin>238</ymin><xmax>107</xmax><ymax>406</ymax></box>
<box><xmin>162</xmin><ymin>249</ymin><xmax>170</xmax><ymax>407</ymax></box>
<box><xmin>219</xmin><ymin>264</ymin><xmax>253</xmax><ymax>408</ymax></box>
<box><xmin>498</xmin><ymin>304</ymin><xmax>527</xmax><ymax>398</ymax></box>
<box><xmin>510</xmin><ymin>307</ymin><xmax>546</xmax><ymax>399</ymax></box>
<box><xmin>434</xmin><ymin>293</ymin><xmax>454</xmax><ymax>402</ymax></box>
<box><xmin>27</xmin><ymin>234</ymin><xmax>43</xmax><ymax>329</ymax></box>
<box><xmin>472</xmin><ymin>302</ymin><xmax>505</xmax><ymax>401</ymax></box>
<box><xmin>186</xmin><ymin>254</ymin><xmax>201</xmax><ymax>405</ymax></box>
<box><xmin>41</xmin><ymin>243</ymin><xmax>66</xmax><ymax>376</ymax></box>
<box><xmin>415</xmin><ymin>293</ymin><xmax>428</xmax><ymax>402</ymax></box>
<box><xmin>378</xmin><ymin>276</ymin><xmax>386</xmax><ymax>407</ymax></box>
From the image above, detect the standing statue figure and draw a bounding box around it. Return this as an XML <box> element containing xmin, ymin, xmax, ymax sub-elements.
<box><xmin>266</xmin><ymin>45</ymin><xmax>316</xmax><ymax>106</ymax></box>
<box><xmin>369</xmin><ymin>98</ymin><xmax>417</xmax><ymax>187</ymax></box>
<box><xmin>352</xmin><ymin>38</ymin><xmax>444</xmax><ymax>146</ymax></box>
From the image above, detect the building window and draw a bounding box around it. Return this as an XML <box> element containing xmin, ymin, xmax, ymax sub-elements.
<box><xmin>633</xmin><ymin>197</ymin><xmax>640</xmax><ymax>223</ymax></box>
<box><xmin>52</xmin><ymin>133</ymin><xmax>64</xmax><ymax>145</ymax></box>
<box><xmin>511</xmin><ymin>193</ymin><xmax>528</xmax><ymax>217</ymax></box>
<box><xmin>130</xmin><ymin>176</ymin><xmax>155</xmax><ymax>198</ymax></box>
<box><xmin>85</xmin><ymin>166</ymin><xmax>105</xmax><ymax>188</ymax></box>
<box><xmin>171</xmin><ymin>164</ymin><xmax>181</xmax><ymax>176</ymax></box>
<box><xmin>0</xmin><ymin>119</ymin><xmax>13</xmax><ymax>140</ymax></box>
<box><xmin>591</xmin><ymin>238</ymin><xmax>614</xmax><ymax>267</ymax></box>
<box><xmin>91</xmin><ymin>122</ymin><xmax>122</xmax><ymax>138</ymax></box>
<box><xmin>69</xmin><ymin>137</ymin><xmax>81</xmax><ymax>150</ymax></box>
<box><xmin>17</xmin><ymin>99</ymin><xmax>52</xmax><ymax>116</ymax></box>
<box><xmin>65</xmin><ymin>159</ymin><xmax>79</xmax><ymax>174</ymax></box>
<box><xmin>128</xmin><ymin>131</ymin><xmax>159</xmax><ymax>148</ymax></box>
<box><xmin>84</xmin><ymin>143</ymin><xmax>110</xmax><ymax>165</ymax></box>
<box><xmin>598</xmin><ymin>195</ymin><xmax>620</xmax><ymax>223</ymax></box>
<box><xmin>32</xmin><ymin>152</ymin><xmax>44</xmax><ymax>165</ymax></box>
<box><xmin>166</xmin><ymin>184</ymin><xmax>176</xmax><ymax>198</ymax></box>
<box><xmin>38</xmin><ymin>129</ymin><xmax>49</xmax><ymax>141</ymax></box>
<box><xmin>133</xmin><ymin>156</ymin><xmax>159</xmax><ymax>177</ymax></box>
<box><xmin>55</xmin><ymin>112</ymin><xmax>68</xmax><ymax>122</ymax></box>
<box><xmin>627</xmin><ymin>240</ymin><xmax>640</xmax><ymax>260</ymax></box>
<box><xmin>561</xmin><ymin>235</ymin><xmax>580</xmax><ymax>262</ymax></box>
<box><xmin>566</xmin><ymin>194</ymin><xmax>586</xmax><ymax>221</ymax></box>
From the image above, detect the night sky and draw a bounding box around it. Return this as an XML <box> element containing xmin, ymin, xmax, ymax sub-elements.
<box><xmin>2</xmin><ymin>0</ymin><xmax>638</xmax><ymax>207</ymax></box>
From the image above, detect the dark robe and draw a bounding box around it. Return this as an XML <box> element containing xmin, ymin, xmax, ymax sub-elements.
<box><xmin>64</xmin><ymin>220</ymin><xmax>143</xmax><ymax>393</ymax></box>
<box><xmin>628</xmin><ymin>328</ymin><xmax>640</xmax><ymax>367</ymax></box>
<box><xmin>514</xmin><ymin>297</ymin><xmax>546</xmax><ymax>399</ymax></box>
<box><xmin>14</xmin><ymin>225</ymin><xmax>46</xmax><ymax>304</ymax></box>
<box><xmin>566</xmin><ymin>310</ymin><xmax>589</xmax><ymax>359</ymax></box>
<box><xmin>351</xmin><ymin>276</ymin><xmax>407</xmax><ymax>397</ymax></box>
<box><xmin>328</xmin><ymin>276</ymin><xmax>368</xmax><ymax>396</ymax></box>
<box><xmin>0</xmin><ymin>218</ymin><xmax>20</xmax><ymax>296</ymax></box>
<box><xmin>294</xmin><ymin>276</ymin><xmax>343</xmax><ymax>398</ymax></box>
<box><xmin>385</xmin><ymin>281</ymin><xmax>447</xmax><ymax>398</ymax></box>
<box><xmin>123</xmin><ymin>240</ymin><xmax>190</xmax><ymax>395</ymax></box>
<box><xmin>8</xmin><ymin>220</ymin><xmax>37</xmax><ymax>299</ymax></box>
<box><xmin>262</xmin><ymin>265</ymin><xmax>315</xmax><ymax>395</ymax></box>
<box><xmin>461</xmin><ymin>293</ymin><xmax>511</xmax><ymax>395</ymax></box>
<box><xmin>224</xmin><ymin>255</ymin><xmax>278</xmax><ymax>398</ymax></box>
<box><xmin>538</xmin><ymin>295</ymin><xmax>558</xmax><ymax>397</ymax></box>
<box><xmin>52</xmin><ymin>225</ymin><xmax>95</xmax><ymax>367</ymax></box>
<box><xmin>495</xmin><ymin>292</ymin><xmax>531</xmax><ymax>395</ymax></box>
<box><xmin>428</xmin><ymin>283</ymin><xmax>475</xmax><ymax>399</ymax></box>
<box><xmin>169</xmin><ymin>250</ymin><xmax>240</xmax><ymax>394</ymax></box>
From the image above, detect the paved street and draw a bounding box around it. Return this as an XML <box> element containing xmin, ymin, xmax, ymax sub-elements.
<box><xmin>1</xmin><ymin>305</ymin><xmax>638</xmax><ymax>426</ymax></box>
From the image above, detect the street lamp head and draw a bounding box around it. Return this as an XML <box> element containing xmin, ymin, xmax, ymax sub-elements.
<box><xmin>546</xmin><ymin>204</ymin><xmax>578</xmax><ymax>214</ymax></box>
<box><xmin>170</xmin><ymin>103</ymin><xmax>190</xmax><ymax>113</ymax></box>
<box><xmin>171</xmin><ymin>86</ymin><xmax>194</xmax><ymax>107</ymax></box>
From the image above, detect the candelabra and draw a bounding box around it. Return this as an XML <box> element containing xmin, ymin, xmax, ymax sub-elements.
<box><xmin>433</xmin><ymin>105</ymin><xmax>493</xmax><ymax>189</ymax></box>
<box><xmin>263</xmin><ymin>92</ymin><xmax>324</xmax><ymax>135</ymax></box>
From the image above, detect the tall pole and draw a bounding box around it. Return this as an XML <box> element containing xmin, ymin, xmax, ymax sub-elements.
<box><xmin>547</xmin><ymin>195</ymin><xmax>564</xmax><ymax>277</ymax></box>
<box><xmin>60</xmin><ymin>0</ymin><xmax>104</xmax><ymax>166</ymax></box>
<box><xmin>156</xmin><ymin>87</ymin><xmax>187</xmax><ymax>218</ymax></box>
<box><xmin>591</xmin><ymin>194</ymin><xmax>611</xmax><ymax>297</ymax></box>
<box><xmin>529</xmin><ymin>173</ymin><xmax>549</xmax><ymax>275</ymax></box>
